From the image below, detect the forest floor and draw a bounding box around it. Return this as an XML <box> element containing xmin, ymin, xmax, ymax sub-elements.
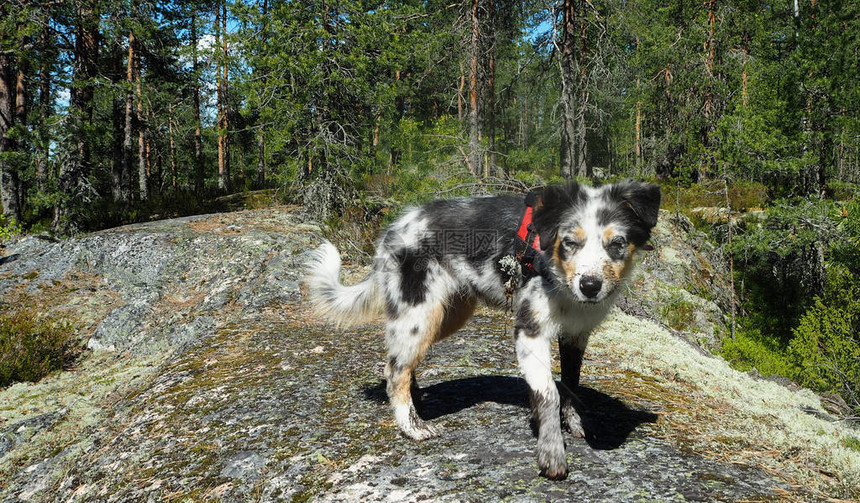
<box><xmin>0</xmin><ymin>205</ymin><xmax>858</xmax><ymax>502</ymax></box>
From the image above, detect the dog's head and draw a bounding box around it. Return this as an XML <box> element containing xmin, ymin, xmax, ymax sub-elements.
<box><xmin>531</xmin><ymin>180</ymin><xmax>661</xmax><ymax>303</ymax></box>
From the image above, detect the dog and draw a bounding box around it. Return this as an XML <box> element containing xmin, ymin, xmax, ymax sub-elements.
<box><xmin>304</xmin><ymin>180</ymin><xmax>661</xmax><ymax>480</ymax></box>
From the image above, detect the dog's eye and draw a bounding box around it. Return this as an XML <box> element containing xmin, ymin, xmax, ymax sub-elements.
<box><xmin>606</xmin><ymin>237</ymin><xmax>628</xmax><ymax>258</ymax></box>
<box><xmin>561</xmin><ymin>237</ymin><xmax>582</xmax><ymax>249</ymax></box>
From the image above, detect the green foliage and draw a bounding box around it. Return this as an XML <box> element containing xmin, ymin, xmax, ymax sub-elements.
<box><xmin>0</xmin><ymin>305</ymin><xmax>81</xmax><ymax>388</ymax></box>
<box><xmin>2</xmin><ymin>0</ymin><xmax>858</xmax><ymax>231</ymax></box>
<box><xmin>831</xmin><ymin>199</ymin><xmax>860</xmax><ymax>272</ymax></box>
<box><xmin>0</xmin><ymin>214</ymin><xmax>22</xmax><ymax>243</ymax></box>
<box><xmin>844</xmin><ymin>436</ymin><xmax>860</xmax><ymax>454</ymax></box>
<box><xmin>729</xmin><ymin>199</ymin><xmax>839</xmax><ymax>345</ymax></box>
<box><xmin>721</xmin><ymin>327</ymin><xmax>797</xmax><ymax>378</ymax></box>
<box><xmin>661</xmin><ymin>181</ymin><xmax>769</xmax><ymax>215</ymax></box>
<box><xmin>789</xmin><ymin>279</ymin><xmax>860</xmax><ymax>411</ymax></box>
<box><xmin>725</xmin><ymin>197</ymin><xmax>860</xmax><ymax>413</ymax></box>
<box><xmin>655</xmin><ymin>287</ymin><xmax>699</xmax><ymax>333</ymax></box>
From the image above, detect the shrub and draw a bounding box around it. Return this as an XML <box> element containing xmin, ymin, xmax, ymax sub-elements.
<box><xmin>788</xmin><ymin>267</ymin><xmax>860</xmax><ymax>412</ymax></box>
<box><xmin>721</xmin><ymin>327</ymin><xmax>797</xmax><ymax>378</ymax></box>
<box><xmin>0</xmin><ymin>307</ymin><xmax>82</xmax><ymax>388</ymax></box>
<box><xmin>661</xmin><ymin>180</ymin><xmax>769</xmax><ymax>214</ymax></box>
<box><xmin>0</xmin><ymin>214</ymin><xmax>22</xmax><ymax>243</ymax></box>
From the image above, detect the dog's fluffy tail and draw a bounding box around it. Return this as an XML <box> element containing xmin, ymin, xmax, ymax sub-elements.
<box><xmin>304</xmin><ymin>241</ymin><xmax>382</xmax><ymax>327</ymax></box>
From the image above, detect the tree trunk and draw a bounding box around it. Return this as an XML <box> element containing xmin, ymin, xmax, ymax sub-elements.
<box><xmin>144</xmin><ymin>109</ymin><xmax>153</xmax><ymax>195</ymax></box>
<box><xmin>701</xmin><ymin>0</ymin><xmax>717</xmax><ymax>181</ymax></box>
<box><xmin>192</xmin><ymin>11</ymin><xmax>204</xmax><ymax>193</ymax></box>
<box><xmin>256</xmin><ymin>0</ymin><xmax>268</xmax><ymax>187</ymax></box>
<box><xmin>468</xmin><ymin>0</ymin><xmax>481</xmax><ymax>177</ymax></box>
<box><xmin>223</xmin><ymin>0</ymin><xmax>231</xmax><ymax>187</ymax></box>
<box><xmin>458</xmin><ymin>62</ymin><xmax>465</xmax><ymax>121</ymax></box>
<box><xmin>486</xmin><ymin>0</ymin><xmax>496</xmax><ymax>178</ymax></box>
<box><xmin>13</xmin><ymin>42</ymin><xmax>27</xmax><ymax>216</ymax></box>
<box><xmin>575</xmin><ymin>3</ymin><xmax>589</xmax><ymax>178</ymax></box>
<box><xmin>0</xmin><ymin>52</ymin><xmax>20</xmax><ymax>222</ymax></box>
<box><xmin>741</xmin><ymin>31</ymin><xmax>749</xmax><ymax>107</ymax></box>
<box><xmin>124</xmin><ymin>30</ymin><xmax>135</xmax><ymax>201</ymax></box>
<box><xmin>559</xmin><ymin>0</ymin><xmax>577</xmax><ymax>179</ymax></box>
<box><xmin>36</xmin><ymin>23</ymin><xmax>52</xmax><ymax>190</ymax></box>
<box><xmin>136</xmin><ymin>35</ymin><xmax>148</xmax><ymax>202</ymax></box>
<box><xmin>559</xmin><ymin>0</ymin><xmax>594</xmax><ymax>179</ymax></box>
<box><xmin>559</xmin><ymin>0</ymin><xmax>590</xmax><ymax>178</ymax></box>
<box><xmin>168</xmin><ymin>105</ymin><xmax>177</xmax><ymax>189</ymax></box>
<box><xmin>216</xmin><ymin>0</ymin><xmax>230</xmax><ymax>192</ymax></box>
<box><xmin>634</xmin><ymin>37</ymin><xmax>642</xmax><ymax>172</ymax></box>
<box><xmin>110</xmin><ymin>40</ymin><xmax>127</xmax><ymax>202</ymax></box>
<box><xmin>53</xmin><ymin>0</ymin><xmax>98</xmax><ymax>234</ymax></box>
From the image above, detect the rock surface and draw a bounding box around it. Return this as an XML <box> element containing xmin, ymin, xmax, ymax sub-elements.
<box><xmin>1</xmin><ymin>205</ymin><xmax>858</xmax><ymax>502</ymax></box>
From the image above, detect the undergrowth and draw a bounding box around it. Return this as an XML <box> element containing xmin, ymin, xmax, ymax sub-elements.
<box><xmin>0</xmin><ymin>303</ymin><xmax>82</xmax><ymax>388</ymax></box>
<box><xmin>720</xmin><ymin>327</ymin><xmax>797</xmax><ymax>378</ymax></box>
<box><xmin>0</xmin><ymin>214</ymin><xmax>22</xmax><ymax>243</ymax></box>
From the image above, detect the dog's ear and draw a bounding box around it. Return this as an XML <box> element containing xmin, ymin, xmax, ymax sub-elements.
<box><xmin>532</xmin><ymin>182</ymin><xmax>582</xmax><ymax>251</ymax></box>
<box><xmin>610</xmin><ymin>180</ymin><xmax>661</xmax><ymax>229</ymax></box>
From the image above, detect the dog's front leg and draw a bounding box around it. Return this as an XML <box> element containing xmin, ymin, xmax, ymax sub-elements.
<box><xmin>515</xmin><ymin>302</ymin><xmax>568</xmax><ymax>480</ymax></box>
<box><xmin>558</xmin><ymin>334</ymin><xmax>586</xmax><ymax>438</ymax></box>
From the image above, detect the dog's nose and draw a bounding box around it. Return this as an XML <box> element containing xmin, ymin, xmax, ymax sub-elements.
<box><xmin>579</xmin><ymin>276</ymin><xmax>602</xmax><ymax>298</ymax></box>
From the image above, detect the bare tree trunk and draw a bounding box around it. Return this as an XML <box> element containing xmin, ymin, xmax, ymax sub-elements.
<box><xmin>168</xmin><ymin>104</ymin><xmax>177</xmax><ymax>189</ymax></box>
<box><xmin>36</xmin><ymin>22</ymin><xmax>52</xmax><ymax>190</ymax></box>
<box><xmin>145</xmin><ymin>108</ymin><xmax>153</xmax><ymax>195</ymax></box>
<box><xmin>256</xmin><ymin>0</ymin><xmax>268</xmax><ymax>187</ymax></box>
<box><xmin>559</xmin><ymin>0</ymin><xmax>590</xmax><ymax>178</ymax></box>
<box><xmin>559</xmin><ymin>0</ymin><xmax>577</xmax><ymax>179</ymax></box>
<box><xmin>110</xmin><ymin>40</ymin><xmax>127</xmax><ymax>202</ymax></box>
<box><xmin>486</xmin><ymin>0</ymin><xmax>496</xmax><ymax>178</ymax></box>
<box><xmin>53</xmin><ymin>0</ymin><xmax>98</xmax><ymax>233</ymax></box>
<box><xmin>14</xmin><ymin>52</ymin><xmax>26</xmax><ymax>132</ymax></box>
<box><xmin>701</xmin><ymin>0</ymin><xmax>717</xmax><ymax>181</ymax></box>
<box><xmin>635</xmin><ymin>80</ymin><xmax>642</xmax><ymax>171</ymax></box>
<box><xmin>12</xmin><ymin>41</ymin><xmax>26</xmax><ymax>216</ymax></box>
<box><xmin>216</xmin><ymin>0</ymin><xmax>230</xmax><ymax>192</ymax></box>
<box><xmin>704</xmin><ymin>0</ymin><xmax>716</xmax><ymax>118</ymax></box>
<box><xmin>724</xmin><ymin>179</ymin><xmax>736</xmax><ymax>340</ymax></box>
<box><xmin>458</xmin><ymin>62</ymin><xmax>464</xmax><ymax>121</ymax></box>
<box><xmin>192</xmin><ymin>11</ymin><xmax>204</xmax><ymax>193</ymax></box>
<box><xmin>136</xmin><ymin>38</ymin><xmax>148</xmax><ymax>201</ymax></box>
<box><xmin>124</xmin><ymin>31</ymin><xmax>136</xmax><ymax>201</ymax></box>
<box><xmin>222</xmin><ymin>0</ymin><xmax>230</xmax><ymax>187</ymax></box>
<box><xmin>519</xmin><ymin>93</ymin><xmax>527</xmax><ymax>148</ymax></box>
<box><xmin>468</xmin><ymin>0</ymin><xmax>481</xmax><ymax>177</ymax></box>
<box><xmin>634</xmin><ymin>38</ymin><xmax>642</xmax><ymax>172</ymax></box>
<box><xmin>574</xmin><ymin>5</ymin><xmax>589</xmax><ymax>178</ymax></box>
<box><xmin>741</xmin><ymin>31</ymin><xmax>749</xmax><ymax>107</ymax></box>
<box><xmin>0</xmin><ymin>51</ymin><xmax>20</xmax><ymax>222</ymax></box>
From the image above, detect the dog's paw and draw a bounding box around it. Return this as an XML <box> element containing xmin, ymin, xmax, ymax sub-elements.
<box><xmin>561</xmin><ymin>402</ymin><xmax>585</xmax><ymax>438</ymax></box>
<box><xmin>402</xmin><ymin>418</ymin><xmax>441</xmax><ymax>441</ymax></box>
<box><xmin>537</xmin><ymin>438</ymin><xmax>568</xmax><ymax>480</ymax></box>
<box><xmin>394</xmin><ymin>403</ymin><xmax>441</xmax><ymax>441</ymax></box>
<box><xmin>395</xmin><ymin>404</ymin><xmax>441</xmax><ymax>441</ymax></box>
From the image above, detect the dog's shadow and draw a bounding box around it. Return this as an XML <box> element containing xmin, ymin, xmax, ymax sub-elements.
<box><xmin>362</xmin><ymin>375</ymin><xmax>658</xmax><ymax>450</ymax></box>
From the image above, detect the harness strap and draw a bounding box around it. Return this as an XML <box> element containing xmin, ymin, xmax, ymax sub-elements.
<box><xmin>514</xmin><ymin>194</ymin><xmax>543</xmax><ymax>279</ymax></box>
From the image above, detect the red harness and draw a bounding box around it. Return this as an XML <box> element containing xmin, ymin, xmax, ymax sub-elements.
<box><xmin>514</xmin><ymin>197</ymin><xmax>543</xmax><ymax>278</ymax></box>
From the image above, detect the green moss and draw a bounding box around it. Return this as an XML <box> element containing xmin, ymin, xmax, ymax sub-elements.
<box><xmin>843</xmin><ymin>436</ymin><xmax>860</xmax><ymax>453</ymax></box>
<box><xmin>655</xmin><ymin>286</ymin><xmax>700</xmax><ymax>333</ymax></box>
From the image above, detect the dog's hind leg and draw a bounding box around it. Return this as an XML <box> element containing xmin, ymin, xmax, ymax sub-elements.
<box><xmin>384</xmin><ymin>294</ymin><xmax>476</xmax><ymax>441</ymax></box>
<box><xmin>558</xmin><ymin>334</ymin><xmax>587</xmax><ymax>438</ymax></box>
<box><xmin>385</xmin><ymin>345</ymin><xmax>439</xmax><ymax>441</ymax></box>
